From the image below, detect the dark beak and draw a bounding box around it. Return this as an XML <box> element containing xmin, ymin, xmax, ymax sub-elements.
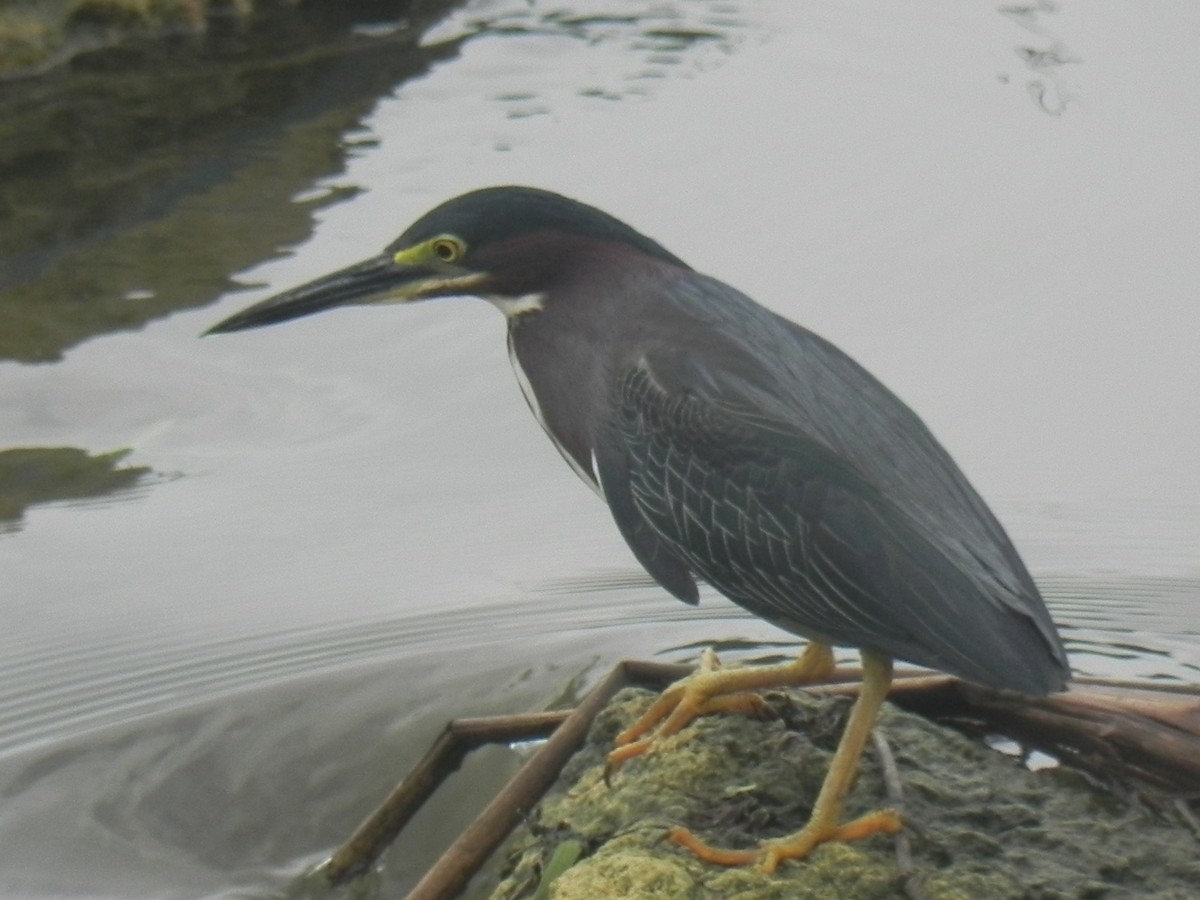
<box><xmin>205</xmin><ymin>253</ymin><xmax>436</xmax><ymax>335</ymax></box>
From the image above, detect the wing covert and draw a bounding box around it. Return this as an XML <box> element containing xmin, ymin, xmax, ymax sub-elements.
<box><xmin>601</xmin><ymin>356</ymin><xmax>1066</xmax><ymax>693</ymax></box>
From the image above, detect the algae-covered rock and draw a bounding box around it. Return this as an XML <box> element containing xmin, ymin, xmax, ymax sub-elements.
<box><xmin>491</xmin><ymin>687</ymin><xmax>1200</xmax><ymax>899</ymax></box>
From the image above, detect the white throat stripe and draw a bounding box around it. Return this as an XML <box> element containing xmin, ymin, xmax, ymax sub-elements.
<box><xmin>489</xmin><ymin>292</ymin><xmax>545</xmax><ymax>317</ymax></box>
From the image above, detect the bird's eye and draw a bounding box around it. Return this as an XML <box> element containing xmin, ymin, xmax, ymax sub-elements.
<box><xmin>430</xmin><ymin>237</ymin><xmax>463</xmax><ymax>263</ymax></box>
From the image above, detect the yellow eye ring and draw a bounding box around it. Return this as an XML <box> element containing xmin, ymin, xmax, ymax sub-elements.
<box><xmin>430</xmin><ymin>237</ymin><xmax>463</xmax><ymax>263</ymax></box>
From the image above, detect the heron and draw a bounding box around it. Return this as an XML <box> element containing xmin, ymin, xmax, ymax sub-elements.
<box><xmin>207</xmin><ymin>186</ymin><xmax>1069</xmax><ymax>871</ymax></box>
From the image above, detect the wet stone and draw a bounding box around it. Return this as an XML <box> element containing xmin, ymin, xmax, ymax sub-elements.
<box><xmin>489</xmin><ymin>687</ymin><xmax>1200</xmax><ymax>900</ymax></box>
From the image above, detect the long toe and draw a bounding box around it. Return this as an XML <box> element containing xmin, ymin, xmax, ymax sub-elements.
<box><xmin>756</xmin><ymin>808</ymin><xmax>903</xmax><ymax>874</ymax></box>
<box><xmin>668</xmin><ymin>807</ymin><xmax>902</xmax><ymax>874</ymax></box>
<box><xmin>608</xmin><ymin>644</ymin><xmax>836</xmax><ymax>770</ymax></box>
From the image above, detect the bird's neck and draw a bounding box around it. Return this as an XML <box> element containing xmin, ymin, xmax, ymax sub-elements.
<box><xmin>506</xmin><ymin>314</ymin><xmax>605</xmax><ymax>494</ymax></box>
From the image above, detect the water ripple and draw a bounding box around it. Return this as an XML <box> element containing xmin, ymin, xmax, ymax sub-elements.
<box><xmin>0</xmin><ymin>578</ymin><xmax>740</xmax><ymax>758</ymax></box>
<box><xmin>3</xmin><ymin>567</ymin><xmax>1195</xmax><ymax>758</ymax></box>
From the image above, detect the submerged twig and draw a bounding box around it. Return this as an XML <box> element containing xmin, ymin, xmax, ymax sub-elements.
<box><xmin>1173</xmin><ymin>798</ymin><xmax>1200</xmax><ymax>841</ymax></box>
<box><xmin>324</xmin><ymin>710</ymin><xmax>571</xmax><ymax>885</ymax></box>
<box><xmin>872</xmin><ymin>727</ymin><xmax>928</xmax><ymax>900</ymax></box>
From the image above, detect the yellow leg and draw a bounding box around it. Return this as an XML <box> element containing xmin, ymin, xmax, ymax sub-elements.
<box><xmin>608</xmin><ymin>642</ymin><xmax>836</xmax><ymax>768</ymax></box>
<box><xmin>668</xmin><ymin>651</ymin><xmax>902</xmax><ymax>873</ymax></box>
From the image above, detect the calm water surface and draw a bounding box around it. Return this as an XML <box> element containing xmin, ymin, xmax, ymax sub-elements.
<box><xmin>1</xmin><ymin>1</ymin><xmax>1198</xmax><ymax>897</ymax></box>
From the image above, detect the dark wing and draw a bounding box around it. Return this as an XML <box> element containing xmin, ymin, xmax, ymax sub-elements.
<box><xmin>592</xmin><ymin>434</ymin><xmax>701</xmax><ymax>606</ymax></box>
<box><xmin>593</xmin><ymin>286</ymin><xmax>1068</xmax><ymax>694</ymax></box>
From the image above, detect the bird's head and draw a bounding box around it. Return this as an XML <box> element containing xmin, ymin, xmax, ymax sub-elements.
<box><xmin>205</xmin><ymin>186</ymin><xmax>688</xmax><ymax>334</ymax></box>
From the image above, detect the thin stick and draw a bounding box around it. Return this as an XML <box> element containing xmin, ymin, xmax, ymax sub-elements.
<box><xmin>1174</xmin><ymin>799</ymin><xmax>1200</xmax><ymax>840</ymax></box>
<box><xmin>872</xmin><ymin>728</ymin><xmax>928</xmax><ymax>900</ymax></box>
<box><xmin>402</xmin><ymin>661</ymin><xmax>639</xmax><ymax>900</ymax></box>
<box><xmin>326</xmin><ymin>661</ymin><xmax>687</xmax><ymax>888</ymax></box>
<box><xmin>325</xmin><ymin>710</ymin><xmax>571</xmax><ymax>884</ymax></box>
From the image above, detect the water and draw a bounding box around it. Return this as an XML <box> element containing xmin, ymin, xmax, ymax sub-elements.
<box><xmin>1</xmin><ymin>1</ymin><xmax>1198</xmax><ymax>896</ymax></box>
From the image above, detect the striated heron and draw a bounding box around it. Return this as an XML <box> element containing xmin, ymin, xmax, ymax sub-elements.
<box><xmin>207</xmin><ymin>186</ymin><xmax>1069</xmax><ymax>871</ymax></box>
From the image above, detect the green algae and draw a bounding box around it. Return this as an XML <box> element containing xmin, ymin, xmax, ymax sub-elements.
<box><xmin>490</xmin><ymin>687</ymin><xmax>1200</xmax><ymax>899</ymax></box>
<box><xmin>530</xmin><ymin>839</ymin><xmax>584</xmax><ymax>900</ymax></box>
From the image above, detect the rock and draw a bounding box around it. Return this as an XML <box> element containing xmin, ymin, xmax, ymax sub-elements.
<box><xmin>490</xmin><ymin>687</ymin><xmax>1200</xmax><ymax>899</ymax></box>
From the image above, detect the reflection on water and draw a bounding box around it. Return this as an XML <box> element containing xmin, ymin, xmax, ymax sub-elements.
<box><xmin>998</xmin><ymin>0</ymin><xmax>1078</xmax><ymax>115</ymax></box>
<box><xmin>0</xmin><ymin>567</ymin><xmax>788</xmax><ymax>899</ymax></box>
<box><xmin>1</xmin><ymin>0</ymin><xmax>1198</xmax><ymax>897</ymax></box>
<box><xmin>424</xmin><ymin>0</ymin><xmax>760</xmax><ymax>83</ymax></box>
<box><xmin>0</xmin><ymin>0</ymin><xmax>463</xmax><ymax>362</ymax></box>
<box><xmin>1047</xmin><ymin>575</ymin><xmax>1200</xmax><ymax>684</ymax></box>
<box><xmin>0</xmin><ymin>639</ymin><xmax>551</xmax><ymax>899</ymax></box>
<box><xmin>0</xmin><ymin>446</ymin><xmax>152</xmax><ymax>530</ymax></box>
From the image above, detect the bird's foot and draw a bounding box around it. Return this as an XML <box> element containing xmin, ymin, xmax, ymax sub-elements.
<box><xmin>606</xmin><ymin>644</ymin><xmax>836</xmax><ymax>772</ymax></box>
<box><xmin>667</xmin><ymin>808</ymin><xmax>903</xmax><ymax>873</ymax></box>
